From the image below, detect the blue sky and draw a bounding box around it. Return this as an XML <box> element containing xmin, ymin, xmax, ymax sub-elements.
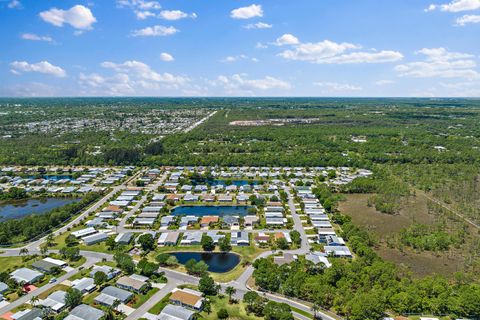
<box><xmin>0</xmin><ymin>0</ymin><xmax>479</xmax><ymax>97</ymax></box>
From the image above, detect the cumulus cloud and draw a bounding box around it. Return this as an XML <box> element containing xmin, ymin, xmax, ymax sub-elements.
<box><xmin>7</xmin><ymin>0</ymin><xmax>22</xmax><ymax>9</ymax></box>
<box><xmin>78</xmin><ymin>60</ymin><xmax>190</xmax><ymax>95</ymax></box>
<box><xmin>244</xmin><ymin>22</ymin><xmax>272</xmax><ymax>29</ymax></box>
<box><xmin>275</xmin><ymin>34</ymin><xmax>300</xmax><ymax>46</ymax></box>
<box><xmin>212</xmin><ymin>74</ymin><xmax>290</xmax><ymax>95</ymax></box>
<box><xmin>20</xmin><ymin>33</ymin><xmax>53</xmax><ymax>43</ymax></box>
<box><xmin>158</xmin><ymin>10</ymin><xmax>197</xmax><ymax>20</ymax></box>
<box><xmin>375</xmin><ymin>80</ymin><xmax>394</xmax><ymax>86</ymax></box>
<box><xmin>131</xmin><ymin>25</ymin><xmax>178</xmax><ymax>37</ymax></box>
<box><xmin>10</xmin><ymin>61</ymin><xmax>66</xmax><ymax>77</ymax></box>
<box><xmin>231</xmin><ymin>4</ymin><xmax>263</xmax><ymax>19</ymax></box>
<box><xmin>455</xmin><ymin>14</ymin><xmax>480</xmax><ymax>25</ymax></box>
<box><xmin>395</xmin><ymin>47</ymin><xmax>479</xmax><ymax>79</ymax></box>
<box><xmin>39</xmin><ymin>5</ymin><xmax>96</xmax><ymax>30</ymax></box>
<box><xmin>116</xmin><ymin>0</ymin><xmax>163</xmax><ymax>20</ymax></box>
<box><xmin>313</xmin><ymin>82</ymin><xmax>362</xmax><ymax>92</ymax></box>
<box><xmin>426</xmin><ymin>0</ymin><xmax>480</xmax><ymax>12</ymax></box>
<box><xmin>277</xmin><ymin>36</ymin><xmax>403</xmax><ymax>64</ymax></box>
<box><xmin>160</xmin><ymin>52</ymin><xmax>174</xmax><ymax>62</ymax></box>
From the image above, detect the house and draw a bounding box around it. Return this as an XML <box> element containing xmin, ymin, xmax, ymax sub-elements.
<box><xmin>222</xmin><ymin>216</ymin><xmax>239</xmax><ymax>228</ymax></box>
<box><xmin>90</xmin><ymin>265</ymin><xmax>121</xmax><ymax>280</ymax></box>
<box><xmin>158</xmin><ymin>232</ymin><xmax>180</xmax><ymax>246</ymax></box>
<box><xmin>95</xmin><ymin>286</ymin><xmax>133</xmax><ymax>306</ymax></box>
<box><xmin>39</xmin><ymin>291</ymin><xmax>66</xmax><ymax>313</ymax></box>
<box><xmin>200</xmin><ymin>216</ymin><xmax>219</xmax><ymax>228</ymax></box>
<box><xmin>183</xmin><ymin>194</ymin><xmax>199</xmax><ymax>202</ymax></box>
<box><xmin>116</xmin><ymin>275</ymin><xmax>149</xmax><ymax>293</ymax></box>
<box><xmin>273</xmin><ymin>253</ymin><xmax>297</xmax><ymax>266</ymax></box>
<box><xmin>0</xmin><ymin>281</ymin><xmax>8</xmax><ymax>294</ymax></box>
<box><xmin>244</xmin><ymin>215</ymin><xmax>259</xmax><ymax>228</ymax></box>
<box><xmin>71</xmin><ymin>277</ymin><xmax>96</xmax><ymax>294</ymax></box>
<box><xmin>255</xmin><ymin>232</ymin><xmax>270</xmax><ymax>244</ymax></box>
<box><xmin>231</xmin><ymin>231</ymin><xmax>249</xmax><ymax>246</ymax></box>
<box><xmin>326</xmin><ymin>235</ymin><xmax>345</xmax><ymax>246</ymax></box>
<box><xmin>64</xmin><ymin>304</ymin><xmax>104</xmax><ymax>320</ymax></box>
<box><xmin>169</xmin><ymin>288</ymin><xmax>204</xmax><ymax>311</ymax></box>
<box><xmin>10</xmin><ymin>308</ymin><xmax>42</xmax><ymax>320</ymax></box>
<box><xmin>83</xmin><ymin>232</ymin><xmax>109</xmax><ymax>245</ymax></box>
<box><xmin>71</xmin><ymin>227</ymin><xmax>97</xmax><ymax>239</ymax></box>
<box><xmin>275</xmin><ymin>232</ymin><xmax>292</xmax><ymax>244</ymax></box>
<box><xmin>180</xmin><ymin>232</ymin><xmax>202</xmax><ymax>245</ymax></box>
<box><xmin>236</xmin><ymin>194</ymin><xmax>249</xmax><ymax>203</ymax></box>
<box><xmin>115</xmin><ymin>233</ymin><xmax>133</xmax><ymax>245</ymax></box>
<box><xmin>158</xmin><ymin>304</ymin><xmax>195</xmax><ymax>320</ymax></box>
<box><xmin>324</xmin><ymin>246</ymin><xmax>352</xmax><ymax>258</ymax></box>
<box><xmin>312</xmin><ymin>221</ymin><xmax>332</xmax><ymax>229</ymax></box>
<box><xmin>86</xmin><ymin>218</ymin><xmax>107</xmax><ymax>228</ymax></box>
<box><xmin>31</xmin><ymin>260</ymin><xmax>62</xmax><ymax>274</ymax></box>
<box><xmin>160</xmin><ymin>216</ymin><xmax>175</xmax><ymax>228</ymax></box>
<box><xmin>10</xmin><ymin>268</ymin><xmax>43</xmax><ymax>284</ymax></box>
<box><xmin>217</xmin><ymin>194</ymin><xmax>232</xmax><ymax>202</ymax></box>
<box><xmin>317</xmin><ymin>229</ymin><xmax>336</xmax><ymax>243</ymax></box>
<box><xmin>202</xmin><ymin>194</ymin><xmax>215</xmax><ymax>202</ymax></box>
<box><xmin>305</xmin><ymin>252</ymin><xmax>332</xmax><ymax>268</ymax></box>
<box><xmin>266</xmin><ymin>217</ymin><xmax>285</xmax><ymax>226</ymax></box>
<box><xmin>206</xmin><ymin>231</ymin><xmax>225</xmax><ymax>244</ymax></box>
<box><xmin>179</xmin><ymin>216</ymin><xmax>197</xmax><ymax>229</ymax></box>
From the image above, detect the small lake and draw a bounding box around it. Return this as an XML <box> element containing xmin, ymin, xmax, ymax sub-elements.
<box><xmin>170</xmin><ymin>252</ymin><xmax>240</xmax><ymax>273</ymax></box>
<box><xmin>191</xmin><ymin>179</ymin><xmax>261</xmax><ymax>186</ymax></box>
<box><xmin>171</xmin><ymin>205</ymin><xmax>254</xmax><ymax>217</ymax></box>
<box><xmin>0</xmin><ymin>198</ymin><xmax>80</xmax><ymax>222</ymax></box>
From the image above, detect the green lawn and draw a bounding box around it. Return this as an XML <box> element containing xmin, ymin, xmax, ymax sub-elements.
<box><xmin>148</xmin><ymin>293</ymin><xmax>171</xmax><ymax>315</ymax></box>
<box><xmin>0</xmin><ymin>256</ymin><xmax>26</xmax><ymax>273</ymax></box>
<box><xmin>131</xmin><ymin>288</ymin><xmax>159</xmax><ymax>308</ymax></box>
<box><xmin>198</xmin><ymin>296</ymin><xmax>263</xmax><ymax>320</ymax></box>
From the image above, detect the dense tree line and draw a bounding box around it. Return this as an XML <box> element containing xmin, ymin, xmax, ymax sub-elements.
<box><xmin>0</xmin><ymin>192</ymin><xmax>101</xmax><ymax>245</ymax></box>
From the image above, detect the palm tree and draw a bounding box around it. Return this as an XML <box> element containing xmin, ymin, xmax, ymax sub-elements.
<box><xmin>30</xmin><ymin>295</ymin><xmax>39</xmax><ymax>307</ymax></box>
<box><xmin>203</xmin><ymin>299</ymin><xmax>212</xmax><ymax>314</ymax></box>
<box><xmin>46</xmin><ymin>233</ymin><xmax>54</xmax><ymax>247</ymax></box>
<box><xmin>225</xmin><ymin>286</ymin><xmax>236</xmax><ymax>303</ymax></box>
<box><xmin>104</xmin><ymin>299</ymin><xmax>121</xmax><ymax>320</ymax></box>
<box><xmin>311</xmin><ymin>302</ymin><xmax>319</xmax><ymax>319</ymax></box>
<box><xmin>40</xmin><ymin>244</ymin><xmax>48</xmax><ymax>256</ymax></box>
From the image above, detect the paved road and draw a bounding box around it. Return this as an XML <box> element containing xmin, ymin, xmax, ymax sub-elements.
<box><xmin>183</xmin><ymin>111</ymin><xmax>217</xmax><ymax>133</ymax></box>
<box><xmin>125</xmin><ymin>281</ymin><xmax>177</xmax><ymax>320</ymax></box>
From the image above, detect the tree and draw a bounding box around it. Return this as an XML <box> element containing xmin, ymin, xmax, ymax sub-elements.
<box><xmin>225</xmin><ymin>286</ymin><xmax>236</xmax><ymax>303</ymax></box>
<box><xmin>137</xmin><ymin>234</ymin><xmax>155</xmax><ymax>252</ymax></box>
<box><xmin>137</xmin><ymin>258</ymin><xmax>158</xmax><ymax>277</ymax></box>
<box><xmin>276</xmin><ymin>237</ymin><xmax>290</xmax><ymax>250</ymax></box>
<box><xmin>94</xmin><ymin>271</ymin><xmax>108</xmax><ymax>286</ymax></box>
<box><xmin>65</xmin><ymin>234</ymin><xmax>79</xmax><ymax>247</ymax></box>
<box><xmin>263</xmin><ymin>301</ymin><xmax>293</xmax><ymax>320</ymax></box>
<box><xmin>40</xmin><ymin>244</ymin><xmax>48</xmax><ymax>256</ymax></box>
<box><xmin>46</xmin><ymin>233</ymin><xmax>55</xmax><ymax>247</ymax></box>
<box><xmin>106</xmin><ymin>236</ymin><xmax>117</xmax><ymax>251</ymax></box>
<box><xmin>104</xmin><ymin>299</ymin><xmax>121</xmax><ymax>320</ymax></box>
<box><xmin>217</xmin><ymin>308</ymin><xmax>229</xmax><ymax>319</ymax></box>
<box><xmin>218</xmin><ymin>237</ymin><xmax>232</xmax><ymax>252</ymax></box>
<box><xmin>30</xmin><ymin>295</ymin><xmax>39</xmax><ymax>307</ymax></box>
<box><xmin>114</xmin><ymin>252</ymin><xmax>135</xmax><ymax>274</ymax></box>
<box><xmin>65</xmin><ymin>288</ymin><xmax>82</xmax><ymax>308</ymax></box>
<box><xmin>145</xmin><ymin>141</ymin><xmax>164</xmax><ymax>155</ymax></box>
<box><xmin>198</xmin><ymin>275</ymin><xmax>219</xmax><ymax>296</ymax></box>
<box><xmin>60</xmin><ymin>246</ymin><xmax>81</xmax><ymax>261</ymax></box>
<box><xmin>290</xmin><ymin>230</ymin><xmax>302</xmax><ymax>247</ymax></box>
<box><xmin>203</xmin><ymin>299</ymin><xmax>212</xmax><ymax>314</ymax></box>
<box><xmin>201</xmin><ymin>235</ymin><xmax>215</xmax><ymax>251</ymax></box>
<box><xmin>19</xmin><ymin>248</ymin><xmax>29</xmax><ymax>256</ymax></box>
<box><xmin>156</xmin><ymin>253</ymin><xmax>170</xmax><ymax>265</ymax></box>
<box><xmin>243</xmin><ymin>291</ymin><xmax>259</xmax><ymax>310</ymax></box>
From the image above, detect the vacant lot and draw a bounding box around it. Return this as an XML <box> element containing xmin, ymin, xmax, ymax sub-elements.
<box><xmin>339</xmin><ymin>193</ymin><xmax>466</xmax><ymax>277</ymax></box>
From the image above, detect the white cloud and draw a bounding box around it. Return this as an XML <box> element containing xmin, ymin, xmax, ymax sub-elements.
<box><xmin>244</xmin><ymin>22</ymin><xmax>272</xmax><ymax>29</ymax></box>
<box><xmin>455</xmin><ymin>14</ymin><xmax>480</xmax><ymax>25</ymax></box>
<box><xmin>39</xmin><ymin>5</ymin><xmax>96</xmax><ymax>30</ymax></box>
<box><xmin>160</xmin><ymin>52</ymin><xmax>174</xmax><ymax>62</ymax></box>
<box><xmin>136</xmin><ymin>10</ymin><xmax>156</xmax><ymax>19</ymax></box>
<box><xmin>313</xmin><ymin>82</ymin><xmax>362</xmax><ymax>92</ymax></box>
<box><xmin>131</xmin><ymin>25</ymin><xmax>178</xmax><ymax>37</ymax></box>
<box><xmin>212</xmin><ymin>74</ymin><xmax>291</xmax><ymax>95</ymax></box>
<box><xmin>395</xmin><ymin>47</ymin><xmax>479</xmax><ymax>79</ymax></box>
<box><xmin>117</xmin><ymin>0</ymin><xmax>161</xmax><ymax>10</ymax></box>
<box><xmin>256</xmin><ymin>42</ymin><xmax>268</xmax><ymax>49</ymax></box>
<box><xmin>158</xmin><ymin>10</ymin><xmax>197</xmax><ymax>20</ymax></box>
<box><xmin>8</xmin><ymin>0</ymin><xmax>21</xmax><ymax>9</ymax></box>
<box><xmin>375</xmin><ymin>80</ymin><xmax>394</xmax><ymax>86</ymax></box>
<box><xmin>426</xmin><ymin>0</ymin><xmax>480</xmax><ymax>12</ymax></box>
<box><xmin>101</xmin><ymin>60</ymin><xmax>188</xmax><ymax>85</ymax></box>
<box><xmin>277</xmin><ymin>38</ymin><xmax>403</xmax><ymax>64</ymax></box>
<box><xmin>10</xmin><ymin>61</ymin><xmax>66</xmax><ymax>77</ymax></box>
<box><xmin>231</xmin><ymin>4</ymin><xmax>263</xmax><ymax>19</ymax></box>
<box><xmin>275</xmin><ymin>34</ymin><xmax>300</xmax><ymax>46</ymax></box>
<box><xmin>20</xmin><ymin>33</ymin><xmax>53</xmax><ymax>43</ymax></box>
<box><xmin>221</xmin><ymin>55</ymin><xmax>258</xmax><ymax>63</ymax></box>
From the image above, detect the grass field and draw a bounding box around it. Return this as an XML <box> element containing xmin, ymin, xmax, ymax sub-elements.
<box><xmin>198</xmin><ymin>295</ymin><xmax>263</xmax><ymax>320</ymax></box>
<box><xmin>0</xmin><ymin>256</ymin><xmax>26</xmax><ymax>273</ymax></box>
<box><xmin>147</xmin><ymin>293</ymin><xmax>171</xmax><ymax>315</ymax></box>
<box><xmin>338</xmin><ymin>193</ymin><xmax>471</xmax><ymax>277</ymax></box>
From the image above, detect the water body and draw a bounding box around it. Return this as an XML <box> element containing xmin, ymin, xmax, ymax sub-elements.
<box><xmin>0</xmin><ymin>198</ymin><xmax>80</xmax><ymax>222</ymax></box>
<box><xmin>170</xmin><ymin>251</ymin><xmax>240</xmax><ymax>273</ymax></box>
<box><xmin>171</xmin><ymin>205</ymin><xmax>254</xmax><ymax>217</ymax></box>
<box><xmin>191</xmin><ymin>179</ymin><xmax>261</xmax><ymax>186</ymax></box>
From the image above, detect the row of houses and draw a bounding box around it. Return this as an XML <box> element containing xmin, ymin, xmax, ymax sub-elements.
<box><xmin>157</xmin><ymin>231</ymin><xmax>250</xmax><ymax>246</ymax></box>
